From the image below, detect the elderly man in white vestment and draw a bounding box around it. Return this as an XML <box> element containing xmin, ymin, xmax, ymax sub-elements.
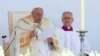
<box><xmin>56</xmin><ymin>11</ymin><xmax>91</xmax><ymax>56</ymax></box>
<box><xmin>9</xmin><ymin>7</ymin><xmax>58</xmax><ymax>56</ymax></box>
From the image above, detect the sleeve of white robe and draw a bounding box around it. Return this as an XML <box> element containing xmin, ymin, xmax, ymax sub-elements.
<box><xmin>15</xmin><ymin>19</ymin><xmax>33</xmax><ymax>31</ymax></box>
<box><xmin>38</xmin><ymin>17</ymin><xmax>55</xmax><ymax>40</ymax></box>
<box><xmin>14</xmin><ymin>28</ymin><xmax>21</xmax><ymax>56</ymax></box>
<box><xmin>9</xmin><ymin>19</ymin><xmax>33</xmax><ymax>56</ymax></box>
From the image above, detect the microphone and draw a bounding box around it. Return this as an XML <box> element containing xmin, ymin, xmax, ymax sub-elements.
<box><xmin>2</xmin><ymin>35</ymin><xmax>7</xmax><ymax>39</ymax></box>
<box><xmin>34</xmin><ymin>23</ymin><xmax>43</xmax><ymax>40</ymax></box>
<box><xmin>34</xmin><ymin>28</ymin><xmax>38</xmax><ymax>40</ymax></box>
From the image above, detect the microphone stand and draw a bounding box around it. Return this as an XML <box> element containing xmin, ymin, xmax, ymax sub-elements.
<box><xmin>2</xmin><ymin>35</ymin><xmax>7</xmax><ymax>56</ymax></box>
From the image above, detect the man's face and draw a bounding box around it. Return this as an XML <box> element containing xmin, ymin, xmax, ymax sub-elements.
<box><xmin>32</xmin><ymin>9</ymin><xmax>43</xmax><ymax>23</ymax></box>
<box><xmin>62</xmin><ymin>13</ymin><xmax>73</xmax><ymax>26</ymax></box>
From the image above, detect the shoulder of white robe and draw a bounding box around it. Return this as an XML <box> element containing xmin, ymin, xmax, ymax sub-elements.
<box><xmin>73</xmin><ymin>27</ymin><xmax>79</xmax><ymax>31</ymax></box>
<box><xmin>15</xmin><ymin>19</ymin><xmax>33</xmax><ymax>31</ymax></box>
<box><xmin>56</xmin><ymin>27</ymin><xmax>64</xmax><ymax>33</ymax></box>
<box><xmin>41</xmin><ymin>17</ymin><xmax>54</xmax><ymax>28</ymax></box>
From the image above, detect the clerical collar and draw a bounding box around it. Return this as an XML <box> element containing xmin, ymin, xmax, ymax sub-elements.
<box><xmin>62</xmin><ymin>26</ymin><xmax>73</xmax><ymax>31</ymax></box>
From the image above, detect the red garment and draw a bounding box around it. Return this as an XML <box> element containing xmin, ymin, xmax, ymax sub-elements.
<box><xmin>62</xmin><ymin>26</ymin><xmax>73</xmax><ymax>31</ymax></box>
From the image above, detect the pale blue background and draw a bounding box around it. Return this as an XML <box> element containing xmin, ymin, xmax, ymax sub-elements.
<box><xmin>0</xmin><ymin>0</ymin><xmax>100</xmax><ymax>52</ymax></box>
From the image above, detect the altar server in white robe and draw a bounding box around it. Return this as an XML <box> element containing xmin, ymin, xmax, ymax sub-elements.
<box><xmin>56</xmin><ymin>11</ymin><xmax>91</xmax><ymax>56</ymax></box>
<box><xmin>9</xmin><ymin>7</ymin><xmax>56</xmax><ymax>56</ymax></box>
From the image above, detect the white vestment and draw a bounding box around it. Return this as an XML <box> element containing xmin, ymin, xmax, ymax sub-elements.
<box><xmin>56</xmin><ymin>27</ymin><xmax>91</xmax><ymax>56</ymax></box>
<box><xmin>9</xmin><ymin>15</ymin><xmax>55</xmax><ymax>56</ymax></box>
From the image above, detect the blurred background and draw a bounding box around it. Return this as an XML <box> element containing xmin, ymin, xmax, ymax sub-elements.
<box><xmin>0</xmin><ymin>0</ymin><xmax>100</xmax><ymax>52</ymax></box>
